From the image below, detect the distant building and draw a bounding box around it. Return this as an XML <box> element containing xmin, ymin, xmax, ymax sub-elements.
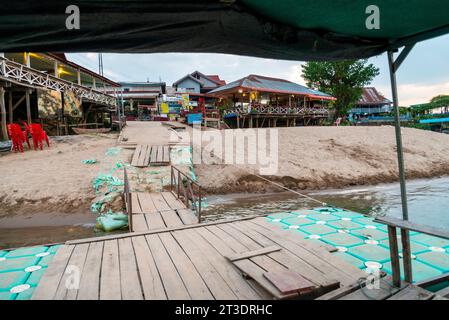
<box><xmin>117</xmin><ymin>82</ymin><xmax>166</xmax><ymax>108</ymax></box>
<box><xmin>350</xmin><ymin>87</ymin><xmax>392</xmax><ymax>116</ymax></box>
<box><xmin>172</xmin><ymin>71</ymin><xmax>226</xmax><ymax>94</ymax></box>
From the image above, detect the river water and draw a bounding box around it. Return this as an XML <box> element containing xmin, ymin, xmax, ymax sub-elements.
<box><xmin>202</xmin><ymin>176</ymin><xmax>449</xmax><ymax>230</ymax></box>
<box><xmin>1</xmin><ymin>176</ymin><xmax>448</xmax><ymax>249</ymax></box>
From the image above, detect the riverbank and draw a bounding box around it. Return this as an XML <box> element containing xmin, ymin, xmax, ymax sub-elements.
<box><xmin>195</xmin><ymin>126</ymin><xmax>449</xmax><ymax>194</ymax></box>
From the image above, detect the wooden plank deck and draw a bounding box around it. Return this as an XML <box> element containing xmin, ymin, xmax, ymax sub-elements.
<box><xmin>130</xmin><ymin>145</ymin><xmax>171</xmax><ymax>167</ymax></box>
<box><xmin>32</xmin><ymin>216</ymin><xmax>371</xmax><ymax>300</ymax></box>
<box><xmin>131</xmin><ymin>191</ymin><xmax>198</xmax><ymax>231</ymax></box>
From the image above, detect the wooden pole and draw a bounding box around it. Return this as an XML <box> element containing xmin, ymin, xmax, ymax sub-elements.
<box><xmin>25</xmin><ymin>89</ymin><xmax>31</xmax><ymax>124</ymax></box>
<box><xmin>8</xmin><ymin>91</ymin><xmax>13</xmax><ymax>123</ymax></box>
<box><xmin>0</xmin><ymin>87</ymin><xmax>7</xmax><ymax>140</ymax></box>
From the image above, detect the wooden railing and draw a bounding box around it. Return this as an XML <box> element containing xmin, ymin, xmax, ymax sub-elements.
<box><xmin>375</xmin><ymin>215</ymin><xmax>449</xmax><ymax>288</ymax></box>
<box><xmin>222</xmin><ymin>105</ymin><xmax>329</xmax><ymax>116</ymax></box>
<box><xmin>123</xmin><ymin>167</ymin><xmax>133</xmax><ymax>232</ymax></box>
<box><xmin>170</xmin><ymin>165</ymin><xmax>203</xmax><ymax>223</ymax></box>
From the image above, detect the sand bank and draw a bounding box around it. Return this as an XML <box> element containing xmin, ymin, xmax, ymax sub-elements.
<box><xmin>195</xmin><ymin>126</ymin><xmax>449</xmax><ymax>194</ymax></box>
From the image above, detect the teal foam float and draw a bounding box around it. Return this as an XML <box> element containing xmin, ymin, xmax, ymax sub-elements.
<box><xmin>0</xmin><ymin>245</ymin><xmax>59</xmax><ymax>300</ymax></box>
<box><xmin>267</xmin><ymin>206</ymin><xmax>449</xmax><ymax>285</ymax></box>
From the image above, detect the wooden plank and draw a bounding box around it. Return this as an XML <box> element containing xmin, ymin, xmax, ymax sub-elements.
<box><xmin>143</xmin><ymin>145</ymin><xmax>152</xmax><ymax>166</ymax></box>
<box><xmin>156</xmin><ymin>145</ymin><xmax>164</xmax><ymax>163</ymax></box>
<box><xmin>145</xmin><ymin>212</ymin><xmax>166</xmax><ymax>230</ymax></box>
<box><xmin>132</xmin><ymin>214</ymin><xmax>149</xmax><ymax>232</ymax></box>
<box><xmin>226</xmin><ymin>246</ymin><xmax>282</xmax><ymax>262</ymax></box>
<box><xmin>118</xmin><ymin>238</ymin><xmax>143</xmax><ymax>299</ymax></box>
<box><xmin>32</xmin><ymin>245</ymin><xmax>74</xmax><ymax>300</ymax></box>
<box><xmin>247</xmin><ymin>220</ymin><xmax>357</xmax><ymax>286</ymax></box>
<box><xmin>435</xmin><ymin>285</ymin><xmax>449</xmax><ymax>298</ymax></box>
<box><xmin>232</xmin><ymin>258</ymin><xmax>297</xmax><ymax>300</ymax></box>
<box><xmin>387</xmin><ymin>225</ymin><xmax>401</xmax><ymax>287</ymax></box>
<box><xmin>145</xmin><ymin>234</ymin><xmax>190</xmax><ymax>299</ymax></box>
<box><xmin>149</xmin><ymin>145</ymin><xmax>158</xmax><ymax>164</ymax></box>
<box><xmin>231</xmin><ymin>221</ymin><xmax>339</xmax><ymax>288</ymax></box>
<box><xmin>217</xmin><ymin>223</ymin><xmax>261</xmax><ymax>251</ymax></box>
<box><xmin>66</xmin><ymin>214</ymin><xmax>268</xmax><ymax>245</ymax></box>
<box><xmin>131</xmin><ymin>193</ymin><xmax>142</xmax><ymax>214</ymax></box>
<box><xmin>131</xmin><ymin>145</ymin><xmax>142</xmax><ymax>167</ymax></box>
<box><xmin>172</xmin><ymin>229</ymin><xmax>238</xmax><ymax>299</ymax></box>
<box><xmin>193</xmin><ymin>227</ymin><xmax>263</xmax><ymax>299</ymax></box>
<box><xmin>136</xmin><ymin>145</ymin><xmax>147</xmax><ymax>167</ymax></box>
<box><xmin>77</xmin><ymin>242</ymin><xmax>103</xmax><ymax>300</ymax></box>
<box><xmin>264</xmin><ymin>270</ymin><xmax>315</xmax><ymax>294</ymax></box>
<box><xmin>131</xmin><ymin>236</ymin><xmax>166</xmax><ymax>300</ymax></box>
<box><xmin>161</xmin><ymin>191</ymin><xmax>186</xmax><ymax>210</ymax></box>
<box><xmin>250</xmin><ymin>218</ymin><xmax>365</xmax><ymax>284</ymax></box>
<box><xmin>339</xmin><ymin>276</ymin><xmax>404</xmax><ymax>300</ymax></box>
<box><xmin>387</xmin><ymin>285</ymin><xmax>434</xmax><ymax>300</ymax></box>
<box><xmin>163</xmin><ymin>145</ymin><xmax>170</xmax><ymax>163</ymax></box>
<box><xmin>158</xmin><ymin>233</ymin><xmax>213</xmax><ymax>299</ymax></box>
<box><xmin>160</xmin><ymin>209</ymin><xmax>184</xmax><ymax>228</ymax></box>
<box><xmin>177</xmin><ymin>208</ymin><xmax>198</xmax><ymax>225</ymax></box>
<box><xmin>100</xmin><ymin>240</ymin><xmax>121</xmax><ymax>300</ymax></box>
<box><xmin>150</xmin><ymin>192</ymin><xmax>171</xmax><ymax>211</ymax></box>
<box><xmin>136</xmin><ymin>192</ymin><xmax>158</xmax><ymax>214</ymax></box>
<box><xmin>375</xmin><ymin>216</ymin><xmax>449</xmax><ymax>240</ymax></box>
<box><xmin>54</xmin><ymin>243</ymin><xmax>89</xmax><ymax>300</ymax></box>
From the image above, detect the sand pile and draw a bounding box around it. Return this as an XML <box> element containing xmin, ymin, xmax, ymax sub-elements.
<box><xmin>195</xmin><ymin>126</ymin><xmax>449</xmax><ymax>193</ymax></box>
<box><xmin>0</xmin><ymin>134</ymin><xmax>133</xmax><ymax>214</ymax></box>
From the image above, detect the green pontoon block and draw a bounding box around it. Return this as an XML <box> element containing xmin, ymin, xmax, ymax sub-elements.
<box><xmin>333</xmin><ymin>252</ymin><xmax>365</xmax><ymax>269</ymax></box>
<box><xmin>267</xmin><ymin>213</ymin><xmax>297</xmax><ymax>220</ymax></box>
<box><xmin>301</xmin><ymin>224</ymin><xmax>337</xmax><ymax>236</ymax></box>
<box><xmin>383</xmin><ymin>259</ymin><xmax>443</xmax><ymax>283</ymax></box>
<box><xmin>313</xmin><ymin>207</ymin><xmax>340</xmax><ymax>213</ymax></box>
<box><xmin>0</xmin><ymin>251</ymin><xmax>6</xmax><ymax>257</ymax></box>
<box><xmin>0</xmin><ymin>270</ymin><xmax>29</xmax><ymax>291</ymax></box>
<box><xmin>15</xmin><ymin>287</ymin><xmax>35</xmax><ymax>300</ymax></box>
<box><xmin>321</xmin><ymin>232</ymin><xmax>365</xmax><ymax>248</ymax></box>
<box><xmin>327</xmin><ymin>219</ymin><xmax>364</xmax><ymax>230</ymax></box>
<box><xmin>416</xmin><ymin>251</ymin><xmax>449</xmax><ymax>272</ymax></box>
<box><xmin>0</xmin><ymin>291</ymin><xmax>16</xmax><ymax>300</ymax></box>
<box><xmin>351</xmin><ymin>228</ymin><xmax>389</xmax><ymax>241</ymax></box>
<box><xmin>306</xmin><ymin>213</ymin><xmax>340</xmax><ymax>222</ymax></box>
<box><xmin>290</xmin><ymin>209</ymin><xmax>320</xmax><ymax>216</ymax></box>
<box><xmin>26</xmin><ymin>267</ymin><xmax>47</xmax><ymax>286</ymax></box>
<box><xmin>349</xmin><ymin>244</ymin><xmax>391</xmax><ymax>263</ymax></box>
<box><xmin>38</xmin><ymin>254</ymin><xmax>55</xmax><ymax>267</ymax></box>
<box><xmin>0</xmin><ymin>256</ymin><xmax>40</xmax><ymax>273</ymax></box>
<box><xmin>331</xmin><ymin>210</ymin><xmax>364</xmax><ymax>219</ymax></box>
<box><xmin>411</xmin><ymin>233</ymin><xmax>449</xmax><ymax>248</ymax></box>
<box><xmin>281</xmin><ymin>228</ymin><xmax>309</xmax><ymax>239</ymax></box>
<box><xmin>5</xmin><ymin>246</ymin><xmax>48</xmax><ymax>258</ymax></box>
<box><xmin>378</xmin><ymin>238</ymin><xmax>429</xmax><ymax>254</ymax></box>
<box><xmin>47</xmin><ymin>245</ymin><xmax>62</xmax><ymax>254</ymax></box>
<box><xmin>281</xmin><ymin>216</ymin><xmax>315</xmax><ymax>227</ymax></box>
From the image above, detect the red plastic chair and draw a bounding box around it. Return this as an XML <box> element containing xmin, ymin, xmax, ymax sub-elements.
<box><xmin>7</xmin><ymin>123</ymin><xmax>29</xmax><ymax>152</ymax></box>
<box><xmin>29</xmin><ymin>123</ymin><xmax>50</xmax><ymax>150</ymax></box>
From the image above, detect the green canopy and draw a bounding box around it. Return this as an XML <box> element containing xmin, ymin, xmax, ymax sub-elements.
<box><xmin>0</xmin><ymin>1</ymin><xmax>448</xmax><ymax>60</ymax></box>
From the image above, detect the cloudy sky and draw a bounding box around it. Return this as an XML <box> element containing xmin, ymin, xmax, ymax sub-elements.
<box><xmin>67</xmin><ymin>33</ymin><xmax>449</xmax><ymax>106</ymax></box>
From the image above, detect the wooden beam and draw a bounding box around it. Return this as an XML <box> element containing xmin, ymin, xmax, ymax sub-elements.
<box><xmin>387</xmin><ymin>225</ymin><xmax>401</xmax><ymax>287</ymax></box>
<box><xmin>12</xmin><ymin>95</ymin><xmax>25</xmax><ymax>111</ymax></box>
<box><xmin>25</xmin><ymin>88</ymin><xmax>31</xmax><ymax>124</ymax></box>
<box><xmin>0</xmin><ymin>87</ymin><xmax>7</xmax><ymax>140</ymax></box>
<box><xmin>225</xmin><ymin>245</ymin><xmax>282</xmax><ymax>262</ymax></box>
<box><xmin>8</xmin><ymin>91</ymin><xmax>12</xmax><ymax>123</ymax></box>
<box><xmin>375</xmin><ymin>216</ymin><xmax>449</xmax><ymax>240</ymax></box>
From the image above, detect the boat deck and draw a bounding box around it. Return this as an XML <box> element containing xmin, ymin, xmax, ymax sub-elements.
<box><xmin>130</xmin><ymin>191</ymin><xmax>198</xmax><ymax>232</ymax></box>
<box><xmin>31</xmin><ymin>216</ymin><xmax>367</xmax><ymax>300</ymax></box>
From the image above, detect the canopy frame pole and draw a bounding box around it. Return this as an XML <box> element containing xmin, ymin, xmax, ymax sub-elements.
<box><xmin>387</xmin><ymin>45</ymin><xmax>415</xmax><ymax>285</ymax></box>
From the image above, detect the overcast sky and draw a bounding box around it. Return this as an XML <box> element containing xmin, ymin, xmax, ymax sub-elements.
<box><xmin>67</xmin><ymin>33</ymin><xmax>449</xmax><ymax>106</ymax></box>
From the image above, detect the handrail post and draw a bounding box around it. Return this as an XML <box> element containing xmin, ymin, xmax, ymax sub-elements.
<box><xmin>198</xmin><ymin>186</ymin><xmax>202</xmax><ymax>223</ymax></box>
<box><xmin>177</xmin><ymin>170</ymin><xmax>181</xmax><ymax>199</ymax></box>
<box><xmin>387</xmin><ymin>225</ymin><xmax>401</xmax><ymax>287</ymax></box>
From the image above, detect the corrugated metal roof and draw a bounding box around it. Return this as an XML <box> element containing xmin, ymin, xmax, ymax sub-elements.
<box><xmin>357</xmin><ymin>87</ymin><xmax>391</xmax><ymax>105</ymax></box>
<box><xmin>208</xmin><ymin>74</ymin><xmax>334</xmax><ymax>100</ymax></box>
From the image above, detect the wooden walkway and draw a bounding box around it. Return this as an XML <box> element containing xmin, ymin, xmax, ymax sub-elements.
<box><xmin>131</xmin><ymin>191</ymin><xmax>198</xmax><ymax>232</ymax></box>
<box><xmin>131</xmin><ymin>145</ymin><xmax>170</xmax><ymax>167</ymax></box>
<box><xmin>32</xmin><ymin>216</ymin><xmax>368</xmax><ymax>300</ymax></box>
<box><xmin>318</xmin><ymin>277</ymin><xmax>447</xmax><ymax>300</ymax></box>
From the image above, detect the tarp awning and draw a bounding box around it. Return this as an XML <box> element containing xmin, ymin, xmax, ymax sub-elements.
<box><xmin>0</xmin><ymin>1</ymin><xmax>448</xmax><ymax>60</ymax></box>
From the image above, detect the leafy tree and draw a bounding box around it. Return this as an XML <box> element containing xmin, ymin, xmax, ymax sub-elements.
<box><xmin>430</xmin><ymin>95</ymin><xmax>449</xmax><ymax>110</ymax></box>
<box><xmin>301</xmin><ymin>60</ymin><xmax>380</xmax><ymax>119</ymax></box>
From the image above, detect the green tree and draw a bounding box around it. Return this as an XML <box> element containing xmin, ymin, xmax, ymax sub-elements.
<box><xmin>301</xmin><ymin>60</ymin><xmax>380</xmax><ymax>119</ymax></box>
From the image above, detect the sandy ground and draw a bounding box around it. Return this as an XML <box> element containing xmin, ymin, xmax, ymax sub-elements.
<box><xmin>195</xmin><ymin>126</ymin><xmax>449</xmax><ymax>194</ymax></box>
<box><xmin>0</xmin><ymin>133</ymin><xmax>132</xmax><ymax>217</ymax></box>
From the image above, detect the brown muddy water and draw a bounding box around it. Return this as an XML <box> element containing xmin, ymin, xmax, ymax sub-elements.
<box><xmin>1</xmin><ymin>176</ymin><xmax>449</xmax><ymax>249</ymax></box>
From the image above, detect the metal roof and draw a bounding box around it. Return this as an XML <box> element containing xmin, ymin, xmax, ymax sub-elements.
<box><xmin>208</xmin><ymin>74</ymin><xmax>335</xmax><ymax>100</ymax></box>
<box><xmin>356</xmin><ymin>87</ymin><xmax>391</xmax><ymax>106</ymax></box>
